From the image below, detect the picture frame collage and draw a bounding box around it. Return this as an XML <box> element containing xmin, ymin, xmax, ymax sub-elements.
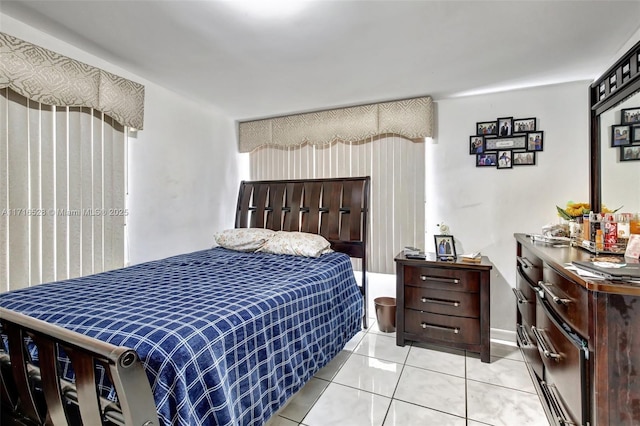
<box><xmin>470</xmin><ymin>116</ymin><xmax>543</xmax><ymax>169</ymax></box>
<box><xmin>612</xmin><ymin>107</ymin><xmax>640</xmax><ymax>161</ymax></box>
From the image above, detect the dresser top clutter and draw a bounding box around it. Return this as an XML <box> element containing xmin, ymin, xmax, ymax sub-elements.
<box><xmin>515</xmin><ymin>233</ymin><xmax>640</xmax><ymax>295</ymax></box>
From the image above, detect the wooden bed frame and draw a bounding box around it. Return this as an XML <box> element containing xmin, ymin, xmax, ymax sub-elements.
<box><xmin>0</xmin><ymin>176</ymin><xmax>370</xmax><ymax>426</ymax></box>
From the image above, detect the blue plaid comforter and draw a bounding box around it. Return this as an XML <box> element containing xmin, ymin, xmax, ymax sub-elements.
<box><xmin>0</xmin><ymin>247</ymin><xmax>363</xmax><ymax>425</ymax></box>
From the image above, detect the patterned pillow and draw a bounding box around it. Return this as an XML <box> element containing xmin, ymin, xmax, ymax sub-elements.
<box><xmin>213</xmin><ymin>228</ymin><xmax>276</xmax><ymax>252</ymax></box>
<box><xmin>257</xmin><ymin>231</ymin><xmax>333</xmax><ymax>258</ymax></box>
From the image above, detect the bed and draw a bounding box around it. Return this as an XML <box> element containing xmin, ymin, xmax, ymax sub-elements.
<box><xmin>0</xmin><ymin>176</ymin><xmax>370</xmax><ymax>426</ymax></box>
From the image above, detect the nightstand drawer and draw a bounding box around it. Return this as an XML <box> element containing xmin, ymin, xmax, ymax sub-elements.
<box><xmin>403</xmin><ymin>266</ymin><xmax>479</xmax><ymax>292</ymax></box>
<box><xmin>405</xmin><ymin>286</ymin><xmax>479</xmax><ymax>318</ymax></box>
<box><xmin>405</xmin><ymin>310</ymin><xmax>480</xmax><ymax>345</ymax></box>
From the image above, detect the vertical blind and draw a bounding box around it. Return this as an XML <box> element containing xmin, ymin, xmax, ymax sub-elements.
<box><xmin>250</xmin><ymin>135</ymin><xmax>425</xmax><ymax>274</ymax></box>
<box><xmin>1</xmin><ymin>88</ymin><xmax>126</xmax><ymax>292</ymax></box>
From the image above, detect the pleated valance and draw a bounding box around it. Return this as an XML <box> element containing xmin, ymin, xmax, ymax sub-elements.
<box><xmin>238</xmin><ymin>96</ymin><xmax>433</xmax><ymax>153</ymax></box>
<box><xmin>0</xmin><ymin>32</ymin><xmax>145</xmax><ymax>130</ymax></box>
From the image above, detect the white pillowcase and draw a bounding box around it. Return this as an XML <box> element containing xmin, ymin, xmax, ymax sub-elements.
<box><xmin>214</xmin><ymin>228</ymin><xmax>276</xmax><ymax>252</ymax></box>
<box><xmin>257</xmin><ymin>231</ymin><xmax>333</xmax><ymax>258</ymax></box>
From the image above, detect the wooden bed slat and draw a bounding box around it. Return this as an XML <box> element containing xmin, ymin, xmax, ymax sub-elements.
<box><xmin>236</xmin><ymin>182</ymin><xmax>254</xmax><ymax>228</ymax></box>
<box><xmin>323</xmin><ymin>181</ymin><xmax>341</xmax><ymax>240</ymax></box>
<box><xmin>267</xmin><ymin>183</ymin><xmax>286</xmax><ymax>230</ymax></box>
<box><xmin>5</xmin><ymin>323</ymin><xmax>43</xmax><ymax>423</ymax></box>
<box><xmin>64</xmin><ymin>346</ymin><xmax>104</xmax><ymax>426</ymax></box>
<box><xmin>283</xmin><ymin>182</ymin><xmax>302</xmax><ymax>231</ymax></box>
<box><xmin>253</xmin><ymin>184</ymin><xmax>269</xmax><ymax>228</ymax></box>
<box><xmin>30</xmin><ymin>335</ymin><xmax>69</xmax><ymax>425</ymax></box>
<box><xmin>304</xmin><ymin>182</ymin><xmax>322</xmax><ymax>234</ymax></box>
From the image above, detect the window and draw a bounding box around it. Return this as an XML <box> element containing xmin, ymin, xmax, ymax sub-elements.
<box><xmin>1</xmin><ymin>89</ymin><xmax>126</xmax><ymax>291</ymax></box>
<box><xmin>250</xmin><ymin>135</ymin><xmax>425</xmax><ymax>273</ymax></box>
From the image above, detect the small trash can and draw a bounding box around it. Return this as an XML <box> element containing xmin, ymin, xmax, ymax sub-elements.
<box><xmin>374</xmin><ymin>297</ymin><xmax>396</xmax><ymax>333</ymax></box>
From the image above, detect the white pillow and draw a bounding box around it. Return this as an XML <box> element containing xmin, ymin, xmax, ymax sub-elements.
<box><xmin>213</xmin><ymin>228</ymin><xmax>276</xmax><ymax>252</ymax></box>
<box><xmin>257</xmin><ymin>231</ymin><xmax>333</xmax><ymax>258</ymax></box>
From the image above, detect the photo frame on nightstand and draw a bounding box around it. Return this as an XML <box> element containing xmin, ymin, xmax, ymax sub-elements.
<box><xmin>434</xmin><ymin>234</ymin><xmax>456</xmax><ymax>260</ymax></box>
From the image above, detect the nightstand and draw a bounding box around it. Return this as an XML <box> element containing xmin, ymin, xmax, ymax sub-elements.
<box><xmin>395</xmin><ymin>252</ymin><xmax>492</xmax><ymax>363</ymax></box>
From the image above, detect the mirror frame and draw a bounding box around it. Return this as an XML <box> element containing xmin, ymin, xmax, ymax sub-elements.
<box><xmin>589</xmin><ymin>40</ymin><xmax>640</xmax><ymax>213</ymax></box>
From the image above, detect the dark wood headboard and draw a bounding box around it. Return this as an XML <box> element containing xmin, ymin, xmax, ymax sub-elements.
<box><xmin>235</xmin><ymin>177</ymin><xmax>370</xmax><ymax>258</ymax></box>
<box><xmin>235</xmin><ymin>177</ymin><xmax>371</xmax><ymax>324</ymax></box>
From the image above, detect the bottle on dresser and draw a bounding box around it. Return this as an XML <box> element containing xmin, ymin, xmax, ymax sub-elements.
<box><xmin>589</xmin><ymin>212</ymin><xmax>602</xmax><ymax>242</ymax></box>
<box><xmin>617</xmin><ymin>213</ymin><xmax>631</xmax><ymax>248</ymax></box>
<box><xmin>631</xmin><ymin>213</ymin><xmax>640</xmax><ymax>235</ymax></box>
<box><xmin>603</xmin><ymin>214</ymin><xmax>618</xmax><ymax>250</ymax></box>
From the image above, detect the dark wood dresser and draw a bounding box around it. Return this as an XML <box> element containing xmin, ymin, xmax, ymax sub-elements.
<box><xmin>394</xmin><ymin>252</ymin><xmax>492</xmax><ymax>363</ymax></box>
<box><xmin>514</xmin><ymin>233</ymin><xmax>640</xmax><ymax>426</ymax></box>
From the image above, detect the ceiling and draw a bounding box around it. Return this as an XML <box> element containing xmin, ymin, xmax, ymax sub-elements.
<box><xmin>2</xmin><ymin>0</ymin><xmax>640</xmax><ymax>121</ymax></box>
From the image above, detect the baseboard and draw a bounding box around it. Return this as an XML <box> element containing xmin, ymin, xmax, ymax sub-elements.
<box><xmin>490</xmin><ymin>328</ymin><xmax>516</xmax><ymax>346</ymax></box>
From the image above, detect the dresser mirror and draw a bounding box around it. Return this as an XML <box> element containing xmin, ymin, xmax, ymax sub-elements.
<box><xmin>599</xmin><ymin>90</ymin><xmax>640</xmax><ymax>213</ymax></box>
<box><xmin>590</xmin><ymin>40</ymin><xmax>640</xmax><ymax>214</ymax></box>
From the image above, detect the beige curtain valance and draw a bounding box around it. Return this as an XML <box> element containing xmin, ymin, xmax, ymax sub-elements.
<box><xmin>238</xmin><ymin>96</ymin><xmax>433</xmax><ymax>153</ymax></box>
<box><xmin>0</xmin><ymin>32</ymin><xmax>145</xmax><ymax>130</ymax></box>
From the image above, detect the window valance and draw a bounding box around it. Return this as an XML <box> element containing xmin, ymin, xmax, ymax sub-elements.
<box><xmin>0</xmin><ymin>32</ymin><xmax>145</xmax><ymax>130</ymax></box>
<box><xmin>238</xmin><ymin>96</ymin><xmax>433</xmax><ymax>153</ymax></box>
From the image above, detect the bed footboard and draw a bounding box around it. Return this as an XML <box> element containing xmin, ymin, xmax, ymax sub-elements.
<box><xmin>0</xmin><ymin>307</ymin><xmax>158</xmax><ymax>426</ymax></box>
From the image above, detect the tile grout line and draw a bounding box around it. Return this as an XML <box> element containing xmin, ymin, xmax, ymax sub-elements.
<box><xmin>465</xmin><ymin>350</ymin><xmax>469</xmax><ymax>426</ymax></box>
<box><xmin>379</xmin><ymin>339</ymin><xmax>413</xmax><ymax>425</ymax></box>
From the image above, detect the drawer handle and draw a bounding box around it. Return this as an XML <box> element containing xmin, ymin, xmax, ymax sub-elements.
<box><xmin>516</xmin><ymin>324</ymin><xmax>530</xmax><ymax>346</ymax></box>
<box><xmin>531</xmin><ymin>326</ymin><xmax>561</xmax><ymax>362</ymax></box>
<box><xmin>512</xmin><ymin>288</ymin><xmax>530</xmax><ymax>304</ymax></box>
<box><xmin>539</xmin><ymin>382</ymin><xmax>578</xmax><ymax>425</ymax></box>
<box><xmin>420</xmin><ymin>322</ymin><xmax>460</xmax><ymax>334</ymax></box>
<box><xmin>420</xmin><ymin>275</ymin><xmax>460</xmax><ymax>284</ymax></box>
<box><xmin>537</xmin><ymin>281</ymin><xmax>571</xmax><ymax>305</ymax></box>
<box><xmin>420</xmin><ymin>297</ymin><xmax>460</xmax><ymax>307</ymax></box>
<box><xmin>516</xmin><ymin>256</ymin><xmax>534</xmax><ymax>270</ymax></box>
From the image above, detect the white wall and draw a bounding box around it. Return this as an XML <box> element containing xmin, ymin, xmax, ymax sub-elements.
<box><xmin>1</xmin><ymin>15</ymin><xmax>247</xmax><ymax>265</ymax></box>
<box><xmin>428</xmin><ymin>81</ymin><xmax>590</xmax><ymax>333</ymax></box>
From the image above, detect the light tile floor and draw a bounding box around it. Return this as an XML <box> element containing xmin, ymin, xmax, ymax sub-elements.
<box><xmin>266</xmin><ymin>319</ymin><xmax>549</xmax><ymax>426</ymax></box>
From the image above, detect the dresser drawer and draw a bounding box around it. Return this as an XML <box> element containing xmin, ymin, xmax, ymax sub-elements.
<box><xmin>403</xmin><ymin>266</ymin><xmax>479</xmax><ymax>292</ymax></box>
<box><xmin>534</xmin><ymin>298</ymin><xmax>586</xmax><ymax>426</ymax></box>
<box><xmin>516</xmin><ymin>321</ymin><xmax>543</xmax><ymax>379</ymax></box>
<box><xmin>517</xmin><ymin>245</ymin><xmax>543</xmax><ymax>286</ymax></box>
<box><xmin>404</xmin><ymin>310</ymin><xmax>480</xmax><ymax>345</ymax></box>
<box><xmin>539</xmin><ymin>266</ymin><xmax>589</xmax><ymax>337</ymax></box>
<box><xmin>405</xmin><ymin>286</ymin><xmax>479</xmax><ymax>318</ymax></box>
<box><xmin>514</xmin><ymin>268</ymin><xmax>537</xmax><ymax>328</ymax></box>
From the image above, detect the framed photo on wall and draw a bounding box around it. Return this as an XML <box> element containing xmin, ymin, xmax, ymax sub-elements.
<box><xmin>497</xmin><ymin>150</ymin><xmax>513</xmax><ymax>169</ymax></box>
<box><xmin>621</xmin><ymin>107</ymin><xmax>640</xmax><ymax>124</ymax></box>
<box><xmin>513</xmin><ymin>151</ymin><xmax>536</xmax><ymax>165</ymax></box>
<box><xmin>476</xmin><ymin>153</ymin><xmax>497</xmax><ymax>167</ymax></box>
<box><xmin>527</xmin><ymin>131</ymin><xmax>544</xmax><ymax>151</ymax></box>
<box><xmin>633</xmin><ymin>125</ymin><xmax>640</xmax><ymax>142</ymax></box>
<box><xmin>497</xmin><ymin>117</ymin><xmax>513</xmax><ymax>136</ymax></box>
<box><xmin>621</xmin><ymin>145</ymin><xmax>640</xmax><ymax>161</ymax></box>
<box><xmin>434</xmin><ymin>234</ymin><xmax>456</xmax><ymax>260</ymax></box>
<box><xmin>470</xmin><ymin>136</ymin><xmax>484</xmax><ymax>154</ymax></box>
<box><xmin>476</xmin><ymin>121</ymin><xmax>497</xmax><ymax>135</ymax></box>
<box><xmin>612</xmin><ymin>124</ymin><xmax>631</xmax><ymax>146</ymax></box>
<box><xmin>513</xmin><ymin>118</ymin><xmax>536</xmax><ymax>133</ymax></box>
